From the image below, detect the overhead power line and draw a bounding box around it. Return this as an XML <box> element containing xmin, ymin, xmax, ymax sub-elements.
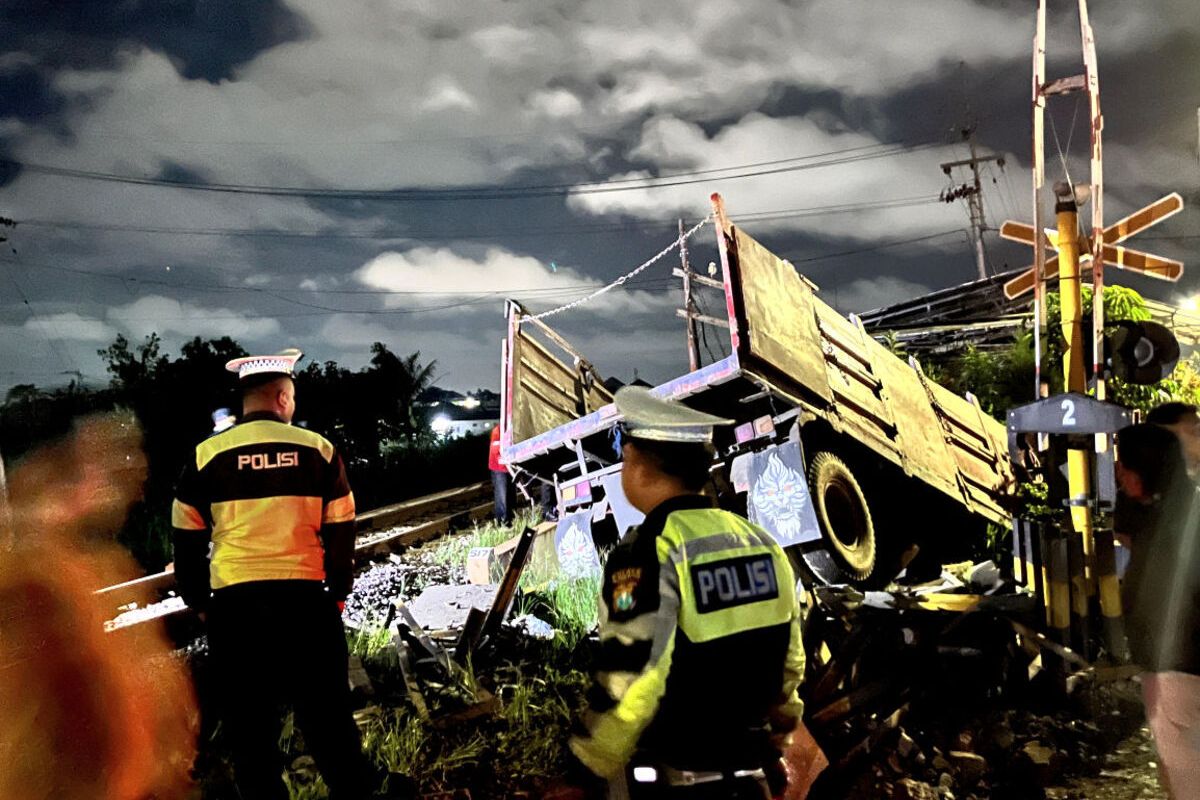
<box><xmin>0</xmin><ymin>141</ymin><xmax>944</xmax><ymax>201</ymax></box>
<box><xmin>1</xmin><ymin>228</ymin><xmax>969</xmax><ymax>320</ymax></box>
<box><xmin>0</xmin><ymin>254</ymin><xmax>682</xmax><ymax>316</ymax></box>
<box><xmin>13</xmin><ymin>195</ymin><xmax>940</xmax><ymax>241</ymax></box>
<box><xmin>786</xmin><ymin>229</ymin><xmax>967</xmax><ymax>265</ymax></box>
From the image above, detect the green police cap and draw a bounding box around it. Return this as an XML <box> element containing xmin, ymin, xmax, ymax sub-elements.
<box><xmin>614</xmin><ymin>386</ymin><xmax>733</xmax><ymax>443</ymax></box>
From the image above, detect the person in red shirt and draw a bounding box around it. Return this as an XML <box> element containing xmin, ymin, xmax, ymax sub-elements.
<box><xmin>489</xmin><ymin>425</ymin><xmax>513</xmax><ymax>524</ymax></box>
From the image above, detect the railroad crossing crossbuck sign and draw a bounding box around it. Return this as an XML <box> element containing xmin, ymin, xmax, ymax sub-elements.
<box><xmin>1000</xmin><ymin>192</ymin><xmax>1184</xmax><ymax>300</ymax></box>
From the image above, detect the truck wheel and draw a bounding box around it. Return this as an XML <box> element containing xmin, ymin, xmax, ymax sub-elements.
<box><xmin>808</xmin><ymin>451</ymin><xmax>876</xmax><ymax>582</ymax></box>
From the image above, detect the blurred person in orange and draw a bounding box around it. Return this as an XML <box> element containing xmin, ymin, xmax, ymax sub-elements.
<box><xmin>0</xmin><ymin>412</ymin><xmax>198</xmax><ymax>800</ymax></box>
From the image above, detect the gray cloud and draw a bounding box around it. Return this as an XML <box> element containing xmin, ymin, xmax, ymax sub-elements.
<box><xmin>0</xmin><ymin>0</ymin><xmax>1196</xmax><ymax>396</ymax></box>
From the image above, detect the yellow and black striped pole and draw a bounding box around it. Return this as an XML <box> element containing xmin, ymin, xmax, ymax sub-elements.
<box><xmin>1054</xmin><ymin>183</ymin><xmax>1100</xmax><ymax>660</ymax></box>
<box><xmin>1067</xmin><ymin>531</ymin><xmax>1091</xmax><ymax>657</ymax></box>
<box><xmin>1040</xmin><ymin>527</ymin><xmax>1071</xmax><ymax>663</ymax></box>
<box><xmin>1092</xmin><ymin>525</ymin><xmax>1127</xmax><ymax>659</ymax></box>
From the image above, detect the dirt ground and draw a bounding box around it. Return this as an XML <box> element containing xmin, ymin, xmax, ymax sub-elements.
<box><xmin>1050</xmin><ymin>706</ymin><xmax>1165</xmax><ymax>800</ymax></box>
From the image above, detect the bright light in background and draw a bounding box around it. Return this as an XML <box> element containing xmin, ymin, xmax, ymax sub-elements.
<box><xmin>1180</xmin><ymin>296</ymin><xmax>1200</xmax><ymax>313</ymax></box>
<box><xmin>454</xmin><ymin>396</ymin><xmax>481</xmax><ymax>409</ymax></box>
<box><xmin>632</xmin><ymin>767</ymin><xmax>658</xmax><ymax>783</ymax></box>
<box><xmin>431</xmin><ymin>414</ymin><xmax>452</xmax><ymax>435</ymax></box>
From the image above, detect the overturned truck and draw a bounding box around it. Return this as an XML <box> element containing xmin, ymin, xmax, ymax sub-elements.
<box><xmin>500</xmin><ymin>195</ymin><xmax>1014</xmax><ymax>586</ymax></box>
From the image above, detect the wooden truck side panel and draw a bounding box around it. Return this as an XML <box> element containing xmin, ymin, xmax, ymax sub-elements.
<box><xmin>506</xmin><ymin>317</ymin><xmax>613</xmax><ymax>451</ymax></box>
<box><xmin>500</xmin><ymin>202</ymin><xmax>1013</xmax><ymax>528</ymax></box>
<box><xmin>718</xmin><ymin>218</ymin><xmax>1012</xmax><ymax>524</ymax></box>
<box><xmin>721</xmin><ymin>226</ymin><xmax>832</xmax><ymax>407</ymax></box>
<box><xmin>922</xmin><ymin>376</ymin><xmax>1012</xmax><ymax>519</ymax></box>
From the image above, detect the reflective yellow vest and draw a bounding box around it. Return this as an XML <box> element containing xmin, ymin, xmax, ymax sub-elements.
<box><xmin>171</xmin><ymin>412</ymin><xmax>356</xmax><ymax>604</ymax></box>
<box><xmin>570</xmin><ymin>494</ymin><xmax>805</xmax><ymax>778</ymax></box>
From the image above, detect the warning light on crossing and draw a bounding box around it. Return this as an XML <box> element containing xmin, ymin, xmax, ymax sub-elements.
<box><xmin>1107</xmin><ymin>320</ymin><xmax>1180</xmax><ymax>385</ymax></box>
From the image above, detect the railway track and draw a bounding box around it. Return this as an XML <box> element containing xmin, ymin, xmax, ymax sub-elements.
<box><xmin>101</xmin><ymin>481</ymin><xmax>493</xmax><ymax>632</ymax></box>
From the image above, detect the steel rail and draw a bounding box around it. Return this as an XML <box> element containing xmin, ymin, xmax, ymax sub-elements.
<box><xmin>101</xmin><ymin>481</ymin><xmax>493</xmax><ymax>632</ymax></box>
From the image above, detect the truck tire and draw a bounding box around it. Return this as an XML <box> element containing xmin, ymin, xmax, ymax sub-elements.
<box><xmin>807</xmin><ymin>451</ymin><xmax>876</xmax><ymax>582</ymax></box>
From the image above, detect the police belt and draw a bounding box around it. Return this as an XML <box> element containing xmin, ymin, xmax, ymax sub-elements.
<box><xmin>658</xmin><ymin>765</ymin><xmax>766</xmax><ymax>786</ymax></box>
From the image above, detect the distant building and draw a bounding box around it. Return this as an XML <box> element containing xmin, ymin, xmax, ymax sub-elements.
<box><xmin>418</xmin><ymin>386</ymin><xmax>467</xmax><ymax>406</ymax></box>
<box><xmin>424</xmin><ymin>388</ymin><xmax>501</xmax><ymax>439</ymax></box>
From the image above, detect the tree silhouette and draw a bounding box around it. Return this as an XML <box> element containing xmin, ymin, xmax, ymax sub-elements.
<box><xmin>367</xmin><ymin>343</ymin><xmax>437</xmax><ymax>443</ymax></box>
<box><xmin>98</xmin><ymin>333</ymin><xmax>169</xmax><ymax>391</ymax></box>
<box><xmin>5</xmin><ymin>333</ymin><xmax>478</xmax><ymax>569</ymax></box>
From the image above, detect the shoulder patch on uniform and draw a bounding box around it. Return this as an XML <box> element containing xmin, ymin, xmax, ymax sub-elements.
<box><xmin>690</xmin><ymin>553</ymin><xmax>779</xmax><ymax>614</ymax></box>
<box><xmin>610</xmin><ymin>566</ymin><xmax>642</xmax><ymax>613</ymax></box>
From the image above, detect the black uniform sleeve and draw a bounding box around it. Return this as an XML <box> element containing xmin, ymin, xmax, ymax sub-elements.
<box><xmin>569</xmin><ymin>534</ymin><xmax>680</xmax><ymax>778</ymax></box>
<box><xmin>171</xmin><ymin>456</ymin><xmax>212</xmax><ymax>612</ymax></box>
<box><xmin>319</xmin><ymin>449</ymin><xmax>357</xmax><ymax>601</ymax></box>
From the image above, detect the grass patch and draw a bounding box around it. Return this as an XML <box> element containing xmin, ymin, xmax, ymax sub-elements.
<box><xmin>362</xmin><ymin>711</ymin><xmax>490</xmax><ymax>785</ymax></box>
<box><xmin>268</xmin><ymin>509</ymin><xmax>604</xmax><ymax>797</ymax></box>
<box><xmin>428</xmin><ymin>508</ymin><xmax>543</xmax><ymax>566</ymax></box>
<box><xmin>330</xmin><ymin>575</ymin><xmax>598</xmax><ymax>796</ymax></box>
<box><xmin>354</xmin><ymin>638</ymin><xmax>590</xmax><ymax>796</ymax></box>
<box><xmin>284</xmin><ymin>770</ymin><xmax>328</xmax><ymax>800</ymax></box>
<box><xmin>517</xmin><ymin>575</ymin><xmax>601</xmax><ymax>650</ymax></box>
<box><xmin>491</xmin><ymin>657</ymin><xmax>589</xmax><ymax>781</ymax></box>
<box><xmin>347</xmin><ymin>623</ymin><xmax>395</xmax><ymax>660</ymax></box>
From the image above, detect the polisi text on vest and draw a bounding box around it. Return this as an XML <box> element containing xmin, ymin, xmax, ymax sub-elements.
<box><xmin>692</xmin><ymin>554</ymin><xmax>778</xmax><ymax>613</ymax></box>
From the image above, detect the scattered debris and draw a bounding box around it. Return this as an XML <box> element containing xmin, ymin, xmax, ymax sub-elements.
<box><xmin>406</xmin><ymin>584</ymin><xmax>498</xmax><ymax>631</ymax></box>
<box><xmin>509</xmin><ymin>614</ymin><xmax>555</xmax><ymax>641</ymax></box>
<box><xmin>104</xmin><ymin>594</ymin><xmax>187</xmax><ymax>631</ymax></box>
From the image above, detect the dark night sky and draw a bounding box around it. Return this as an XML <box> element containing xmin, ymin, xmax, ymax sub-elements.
<box><xmin>0</xmin><ymin>0</ymin><xmax>1196</xmax><ymax>395</ymax></box>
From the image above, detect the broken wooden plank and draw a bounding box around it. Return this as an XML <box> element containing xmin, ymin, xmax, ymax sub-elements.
<box><xmin>393</xmin><ymin>600</ymin><xmax>452</xmax><ymax>671</ymax></box>
<box><xmin>394</xmin><ymin>638</ymin><xmax>430</xmax><ymax>722</ymax></box>
<box><xmin>810</xmin><ymin>680</ymin><xmax>894</xmax><ymax>727</ymax></box>
<box><xmin>431</xmin><ymin>689</ymin><xmax>501</xmax><ymax>731</ymax></box>
<box><xmin>479</xmin><ymin>526</ymin><xmax>538</xmax><ymax>645</ymax></box>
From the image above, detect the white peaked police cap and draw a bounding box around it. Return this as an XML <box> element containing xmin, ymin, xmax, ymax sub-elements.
<box><xmin>224</xmin><ymin>348</ymin><xmax>304</xmax><ymax>382</ymax></box>
<box><xmin>614</xmin><ymin>386</ymin><xmax>733</xmax><ymax>443</ymax></box>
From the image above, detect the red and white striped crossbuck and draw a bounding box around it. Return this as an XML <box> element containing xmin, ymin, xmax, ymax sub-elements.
<box><xmin>1000</xmin><ymin>192</ymin><xmax>1184</xmax><ymax>300</ymax></box>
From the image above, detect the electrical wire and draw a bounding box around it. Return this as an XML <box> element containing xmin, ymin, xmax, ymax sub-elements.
<box><xmin>12</xmin><ymin>194</ymin><xmax>942</xmax><ymax>241</ymax></box>
<box><xmin>5</xmin><ymin>222</ymin><xmax>962</xmax><ymax>305</ymax></box>
<box><xmin>997</xmin><ymin>158</ymin><xmax>1024</xmax><ymax>221</ymax></box>
<box><xmin>1047</xmin><ymin>97</ymin><xmax>1080</xmax><ymax>190</ymax></box>
<box><xmin>784</xmin><ymin>229</ymin><xmax>965</xmax><ymax>265</ymax></box>
<box><xmin>0</xmin><ymin>141</ymin><xmax>945</xmax><ymax>202</ymax></box>
<box><xmin>693</xmin><ymin>289</ymin><xmax>727</xmax><ymax>364</ymax></box>
<box><xmin>0</xmin><ymin>254</ymin><xmax>683</xmax><ymax>299</ymax></box>
<box><xmin>1</xmin><ymin>259</ymin><xmax>78</xmax><ymax>373</ymax></box>
<box><xmin>3</xmin><ymin>224</ymin><xmax>969</xmax><ymax>320</ymax></box>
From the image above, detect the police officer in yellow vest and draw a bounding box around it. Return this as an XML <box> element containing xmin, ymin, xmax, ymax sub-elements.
<box><xmin>172</xmin><ymin>350</ymin><xmax>412</xmax><ymax>800</ymax></box>
<box><xmin>558</xmin><ymin>387</ymin><xmax>805</xmax><ymax>800</ymax></box>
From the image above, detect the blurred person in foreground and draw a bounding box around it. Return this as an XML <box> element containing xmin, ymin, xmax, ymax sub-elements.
<box><xmin>0</xmin><ymin>413</ymin><xmax>197</xmax><ymax>800</ymax></box>
<box><xmin>172</xmin><ymin>350</ymin><xmax>413</xmax><ymax>800</ymax></box>
<box><xmin>1146</xmin><ymin>402</ymin><xmax>1200</xmax><ymax>476</ymax></box>
<box><xmin>549</xmin><ymin>387</ymin><xmax>805</xmax><ymax>800</ymax></box>
<box><xmin>1116</xmin><ymin>423</ymin><xmax>1200</xmax><ymax>799</ymax></box>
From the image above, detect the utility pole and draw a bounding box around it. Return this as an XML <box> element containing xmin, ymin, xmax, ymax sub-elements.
<box><xmin>678</xmin><ymin>219</ymin><xmax>700</xmax><ymax>372</ymax></box>
<box><xmin>1079</xmin><ymin>0</ymin><xmax>1105</xmax><ymax>403</ymax></box>
<box><xmin>940</xmin><ymin>128</ymin><xmax>1005</xmax><ymax>281</ymax></box>
<box><xmin>1033</xmin><ymin>0</ymin><xmax>1047</xmax><ymax>402</ymax></box>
